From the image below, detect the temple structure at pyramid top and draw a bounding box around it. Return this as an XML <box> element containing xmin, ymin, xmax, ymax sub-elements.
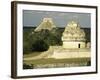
<box><xmin>34</xmin><ymin>18</ymin><xmax>56</xmax><ymax>31</ymax></box>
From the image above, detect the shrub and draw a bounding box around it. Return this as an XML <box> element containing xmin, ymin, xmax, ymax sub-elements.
<box><xmin>23</xmin><ymin>64</ymin><xmax>33</xmax><ymax>69</ymax></box>
<box><xmin>32</xmin><ymin>39</ymin><xmax>49</xmax><ymax>52</ymax></box>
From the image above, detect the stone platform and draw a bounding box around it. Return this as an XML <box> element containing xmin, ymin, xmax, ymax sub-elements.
<box><xmin>51</xmin><ymin>48</ymin><xmax>90</xmax><ymax>59</ymax></box>
<box><xmin>47</xmin><ymin>46</ymin><xmax>91</xmax><ymax>59</ymax></box>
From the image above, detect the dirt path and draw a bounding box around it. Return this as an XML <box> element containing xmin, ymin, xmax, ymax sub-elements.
<box><xmin>24</xmin><ymin>46</ymin><xmax>54</xmax><ymax>60</ymax></box>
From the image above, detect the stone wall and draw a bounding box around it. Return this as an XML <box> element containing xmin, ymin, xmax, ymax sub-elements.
<box><xmin>52</xmin><ymin>48</ymin><xmax>90</xmax><ymax>59</ymax></box>
<box><xmin>62</xmin><ymin>41</ymin><xmax>86</xmax><ymax>48</ymax></box>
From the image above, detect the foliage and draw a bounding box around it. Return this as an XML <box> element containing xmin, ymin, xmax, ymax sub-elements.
<box><xmin>23</xmin><ymin>63</ymin><xmax>33</xmax><ymax>69</ymax></box>
<box><xmin>87</xmin><ymin>61</ymin><xmax>91</xmax><ymax>66</ymax></box>
<box><xmin>23</xmin><ymin>27</ymin><xmax>63</xmax><ymax>54</ymax></box>
<box><xmin>31</xmin><ymin>39</ymin><xmax>49</xmax><ymax>52</ymax></box>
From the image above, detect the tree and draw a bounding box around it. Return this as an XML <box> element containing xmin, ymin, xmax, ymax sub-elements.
<box><xmin>23</xmin><ymin>27</ymin><xmax>63</xmax><ymax>54</ymax></box>
<box><xmin>31</xmin><ymin>39</ymin><xmax>49</xmax><ymax>52</ymax></box>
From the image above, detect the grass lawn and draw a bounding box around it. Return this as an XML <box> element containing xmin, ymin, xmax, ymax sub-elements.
<box><xmin>23</xmin><ymin>52</ymin><xmax>43</xmax><ymax>58</ymax></box>
<box><xmin>23</xmin><ymin>57</ymin><xmax>90</xmax><ymax>65</ymax></box>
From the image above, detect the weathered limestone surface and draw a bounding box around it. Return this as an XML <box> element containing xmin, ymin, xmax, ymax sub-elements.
<box><xmin>62</xmin><ymin>21</ymin><xmax>86</xmax><ymax>48</ymax></box>
<box><xmin>35</xmin><ymin>18</ymin><xmax>56</xmax><ymax>31</ymax></box>
<box><xmin>52</xmin><ymin>48</ymin><xmax>90</xmax><ymax>59</ymax></box>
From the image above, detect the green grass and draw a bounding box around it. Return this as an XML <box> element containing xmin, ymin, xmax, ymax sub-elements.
<box><xmin>23</xmin><ymin>52</ymin><xmax>43</xmax><ymax>58</ymax></box>
<box><xmin>23</xmin><ymin>57</ymin><xmax>90</xmax><ymax>65</ymax></box>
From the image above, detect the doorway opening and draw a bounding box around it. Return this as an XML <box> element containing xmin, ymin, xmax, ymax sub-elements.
<box><xmin>78</xmin><ymin>44</ymin><xmax>80</xmax><ymax>48</ymax></box>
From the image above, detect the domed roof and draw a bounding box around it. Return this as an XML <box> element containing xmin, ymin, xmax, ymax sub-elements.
<box><xmin>62</xmin><ymin>21</ymin><xmax>86</xmax><ymax>41</ymax></box>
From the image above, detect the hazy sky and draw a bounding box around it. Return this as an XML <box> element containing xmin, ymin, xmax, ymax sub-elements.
<box><xmin>23</xmin><ymin>10</ymin><xmax>91</xmax><ymax>28</ymax></box>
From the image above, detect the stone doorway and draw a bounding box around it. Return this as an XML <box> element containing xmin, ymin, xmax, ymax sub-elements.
<box><xmin>78</xmin><ymin>44</ymin><xmax>80</xmax><ymax>48</ymax></box>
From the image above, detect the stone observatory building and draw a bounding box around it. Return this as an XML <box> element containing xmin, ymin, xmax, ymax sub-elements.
<box><xmin>50</xmin><ymin>21</ymin><xmax>90</xmax><ymax>59</ymax></box>
<box><xmin>34</xmin><ymin>18</ymin><xmax>56</xmax><ymax>32</ymax></box>
<box><xmin>62</xmin><ymin>21</ymin><xmax>86</xmax><ymax>49</ymax></box>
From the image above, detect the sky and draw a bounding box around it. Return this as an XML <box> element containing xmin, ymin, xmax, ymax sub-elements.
<box><xmin>23</xmin><ymin>10</ymin><xmax>91</xmax><ymax>28</ymax></box>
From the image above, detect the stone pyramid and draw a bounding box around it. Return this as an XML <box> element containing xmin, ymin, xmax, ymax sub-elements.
<box><xmin>35</xmin><ymin>18</ymin><xmax>56</xmax><ymax>31</ymax></box>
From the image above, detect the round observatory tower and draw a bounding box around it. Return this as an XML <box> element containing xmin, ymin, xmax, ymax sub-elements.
<box><xmin>62</xmin><ymin>21</ymin><xmax>86</xmax><ymax>48</ymax></box>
